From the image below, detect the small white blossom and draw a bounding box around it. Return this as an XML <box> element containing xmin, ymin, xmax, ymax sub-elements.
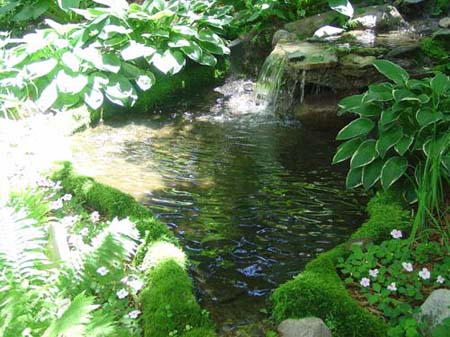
<box><xmin>62</xmin><ymin>194</ymin><xmax>72</xmax><ymax>201</ymax></box>
<box><xmin>387</xmin><ymin>282</ymin><xmax>397</xmax><ymax>291</ymax></box>
<box><xmin>50</xmin><ymin>199</ymin><xmax>63</xmax><ymax>210</ymax></box>
<box><xmin>96</xmin><ymin>267</ymin><xmax>109</xmax><ymax>276</ymax></box>
<box><xmin>90</xmin><ymin>211</ymin><xmax>100</xmax><ymax>223</ymax></box>
<box><xmin>129</xmin><ymin>279</ymin><xmax>144</xmax><ymax>292</ymax></box>
<box><xmin>128</xmin><ymin>310</ymin><xmax>141</xmax><ymax>319</ymax></box>
<box><xmin>369</xmin><ymin>269</ymin><xmax>379</xmax><ymax>278</ymax></box>
<box><xmin>390</xmin><ymin>229</ymin><xmax>403</xmax><ymax>239</ymax></box>
<box><xmin>116</xmin><ymin>288</ymin><xmax>129</xmax><ymax>299</ymax></box>
<box><xmin>360</xmin><ymin>277</ymin><xmax>370</xmax><ymax>288</ymax></box>
<box><xmin>54</xmin><ymin>181</ymin><xmax>63</xmax><ymax>190</ymax></box>
<box><xmin>436</xmin><ymin>275</ymin><xmax>445</xmax><ymax>284</ymax></box>
<box><xmin>121</xmin><ymin>276</ymin><xmax>129</xmax><ymax>284</ymax></box>
<box><xmin>60</xmin><ymin>216</ymin><xmax>78</xmax><ymax>227</ymax></box>
<box><xmin>80</xmin><ymin>227</ymin><xmax>89</xmax><ymax>236</ymax></box>
<box><xmin>419</xmin><ymin>268</ymin><xmax>431</xmax><ymax>280</ymax></box>
<box><xmin>402</xmin><ymin>262</ymin><xmax>414</xmax><ymax>272</ymax></box>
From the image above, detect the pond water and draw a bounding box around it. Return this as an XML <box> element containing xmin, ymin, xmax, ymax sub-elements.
<box><xmin>70</xmin><ymin>80</ymin><xmax>365</xmax><ymax>332</ymax></box>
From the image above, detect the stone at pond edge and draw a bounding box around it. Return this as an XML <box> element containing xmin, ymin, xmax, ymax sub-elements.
<box><xmin>417</xmin><ymin>289</ymin><xmax>450</xmax><ymax>336</ymax></box>
<box><xmin>313</xmin><ymin>26</ymin><xmax>344</xmax><ymax>39</ymax></box>
<box><xmin>278</xmin><ymin>318</ymin><xmax>332</xmax><ymax>337</ymax></box>
<box><xmin>439</xmin><ymin>17</ymin><xmax>450</xmax><ymax>29</ymax></box>
<box><xmin>272</xmin><ymin>30</ymin><xmax>297</xmax><ymax>48</ymax></box>
<box><xmin>349</xmin><ymin>5</ymin><xmax>409</xmax><ymax>32</ymax></box>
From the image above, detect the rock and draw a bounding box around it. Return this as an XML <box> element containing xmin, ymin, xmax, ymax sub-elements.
<box><xmin>340</xmin><ymin>54</ymin><xmax>376</xmax><ymax>70</ymax></box>
<box><xmin>402</xmin><ymin>0</ymin><xmax>425</xmax><ymax>3</ymax></box>
<box><xmin>349</xmin><ymin>5</ymin><xmax>409</xmax><ymax>32</ymax></box>
<box><xmin>285</xmin><ymin>12</ymin><xmax>335</xmax><ymax>39</ymax></box>
<box><xmin>432</xmin><ymin>29</ymin><xmax>450</xmax><ymax>40</ymax></box>
<box><xmin>439</xmin><ymin>17</ymin><xmax>450</xmax><ymax>29</ymax></box>
<box><xmin>278</xmin><ymin>317</ymin><xmax>332</xmax><ymax>337</ymax></box>
<box><xmin>313</xmin><ymin>26</ymin><xmax>344</xmax><ymax>39</ymax></box>
<box><xmin>386</xmin><ymin>44</ymin><xmax>420</xmax><ymax>58</ymax></box>
<box><xmin>272</xmin><ymin>29</ymin><xmax>296</xmax><ymax>48</ymax></box>
<box><xmin>417</xmin><ymin>289</ymin><xmax>450</xmax><ymax>336</ymax></box>
<box><xmin>275</xmin><ymin>42</ymin><xmax>338</xmax><ymax>71</ymax></box>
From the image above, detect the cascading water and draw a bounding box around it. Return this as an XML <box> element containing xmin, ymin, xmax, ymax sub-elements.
<box><xmin>255</xmin><ymin>51</ymin><xmax>288</xmax><ymax>112</ymax></box>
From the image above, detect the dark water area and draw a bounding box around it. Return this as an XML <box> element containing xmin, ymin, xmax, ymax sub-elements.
<box><xmin>70</xmin><ymin>84</ymin><xmax>366</xmax><ymax>331</ymax></box>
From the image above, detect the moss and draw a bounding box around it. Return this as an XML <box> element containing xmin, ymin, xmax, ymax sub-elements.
<box><xmin>271</xmin><ymin>192</ymin><xmax>411</xmax><ymax>337</ymax></box>
<box><xmin>141</xmin><ymin>260</ymin><xmax>214</xmax><ymax>337</ymax></box>
<box><xmin>181</xmin><ymin>328</ymin><xmax>217</xmax><ymax>337</ymax></box>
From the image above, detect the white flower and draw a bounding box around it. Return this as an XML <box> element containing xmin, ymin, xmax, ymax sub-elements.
<box><xmin>121</xmin><ymin>276</ymin><xmax>129</xmax><ymax>284</ymax></box>
<box><xmin>90</xmin><ymin>211</ymin><xmax>100</xmax><ymax>223</ymax></box>
<box><xmin>50</xmin><ymin>199</ymin><xmax>63</xmax><ymax>210</ymax></box>
<box><xmin>54</xmin><ymin>181</ymin><xmax>63</xmax><ymax>190</ymax></box>
<box><xmin>387</xmin><ymin>282</ymin><xmax>397</xmax><ymax>291</ymax></box>
<box><xmin>116</xmin><ymin>288</ymin><xmax>129</xmax><ymax>299</ymax></box>
<box><xmin>369</xmin><ymin>269</ymin><xmax>379</xmax><ymax>278</ymax></box>
<box><xmin>62</xmin><ymin>194</ymin><xmax>72</xmax><ymax>201</ymax></box>
<box><xmin>60</xmin><ymin>216</ymin><xmax>78</xmax><ymax>227</ymax></box>
<box><xmin>96</xmin><ymin>267</ymin><xmax>109</xmax><ymax>276</ymax></box>
<box><xmin>128</xmin><ymin>310</ymin><xmax>141</xmax><ymax>319</ymax></box>
<box><xmin>80</xmin><ymin>227</ymin><xmax>89</xmax><ymax>236</ymax></box>
<box><xmin>402</xmin><ymin>262</ymin><xmax>413</xmax><ymax>272</ymax></box>
<box><xmin>360</xmin><ymin>277</ymin><xmax>370</xmax><ymax>288</ymax></box>
<box><xmin>390</xmin><ymin>229</ymin><xmax>403</xmax><ymax>239</ymax></box>
<box><xmin>419</xmin><ymin>268</ymin><xmax>431</xmax><ymax>280</ymax></box>
<box><xmin>129</xmin><ymin>279</ymin><xmax>144</xmax><ymax>292</ymax></box>
<box><xmin>436</xmin><ymin>275</ymin><xmax>445</xmax><ymax>284</ymax></box>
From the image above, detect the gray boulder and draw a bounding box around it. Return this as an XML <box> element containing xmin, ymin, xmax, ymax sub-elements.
<box><xmin>278</xmin><ymin>317</ymin><xmax>332</xmax><ymax>337</ymax></box>
<box><xmin>313</xmin><ymin>26</ymin><xmax>344</xmax><ymax>39</ymax></box>
<box><xmin>417</xmin><ymin>289</ymin><xmax>450</xmax><ymax>336</ymax></box>
<box><xmin>439</xmin><ymin>17</ymin><xmax>450</xmax><ymax>29</ymax></box>
<box><xmin>349</xmin><ymin>5</ymin><xmax>409</xmax><ymax>31</ymax></box>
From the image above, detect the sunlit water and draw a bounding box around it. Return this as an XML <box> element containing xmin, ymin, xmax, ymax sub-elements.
<box><xmin>70</xmin><ymin>83</ymin><xmax>365</xmax><ymax>331</ymax></box>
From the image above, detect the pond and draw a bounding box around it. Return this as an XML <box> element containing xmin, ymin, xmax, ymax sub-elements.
<box><xmin>70</xmin><ymin>80</ymin><xmax>365</xmax><ymax>332</ymax></box>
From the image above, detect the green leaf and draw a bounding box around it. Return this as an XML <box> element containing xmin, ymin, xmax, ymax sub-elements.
<box><xmin>181</xmin><ymin>42</ymin><xmax>203</xmax><ymax>62</ymax></box>
<box><xmin>430</xmin><ymin>72</ymin><xmax>449</xmax><ymax>96</ymax></box>
<box><xmin>14</xmin><ymin>1</ymin><xmax>49</xmax><ymax>21</ymax></box>
<box><xmin>416</xmin><ymin>107</ymin><xmax>443</xmax><ymax>127</ymax></box>
<box><xmin>58</xmin><ymin>0</ymin><xmax>81</xmax><ymax>11</ymax></box>
<box><xmin>104</xmin><ymin>74</ymin><xmax>137</xmax><ymax>106</ymax></box>
<box><xmin>24</xmin><ymin>59</ymin><xmax>58</xmax><ymax>79</ymax></box>
<box><xmin>395</xmin><ymin>135</ymin><xmax>414</xmax><ymax>156</ymax></box>
<box><xmin>381</xmin><ymin>156</ymin><xmax>408</xmax><ymax>190</ymax></box>
<box><xmin>37</xmin><ymin>80</ymin><xmax>58</xmax><ymax>112</ymax></box>
<box><xmin>152</xmin><ymin>50</ymin><xmax>186</xmax><ymax>75</ymax></box>
<box><xmin>333</xmin><ymin>138</ymin><xmax>362</xmax><ymax>164</ymax></box>
<box><xmin>121</xmin><ymin>42</ymin><xmax>155</xmax><ymax>61</ymax></box>
<box><xmin>198</xmin><ymin>52</ymin><xmax>217</xmax><ymax>67</ymax></box>
<box><xmin>83</xmin><ymin>86</ymin><xmax>104</xmax><ymax>110</ymax></box>
<box><xmin>380</xmin><ymin>103</ymin><xmax>402</xmax><ymax>126</ymax></box>
<box><xmin>376</xmin><ymin>126</ymin><xmax>403</xmax><ymax>158</ymax></box>
<box><xmin>350</xmin><ymin>139</ymin><xmax>377</xmax><ymax>169</ymax></box>
<box><xmin>393</xmin><ymin>89</ymin><xmax>418</xmax><ymax>102</ymax></box>
<box><xmin>338</xmin><ymin>94</ymin><xmax>364</xmax><ymax>112</ymax></box>
<box><xmin>97</xmin><ymin>54</ymin><xmax>121</xmax><ymax>73</ymax></box>
<box><xmin>367</xmin><ymin>83</ymin><xmax>393</xmax><ymax>102</ymax></box>
<box><xmin>172</xmin><ymin>25</ymin><xmax>197</xmax><ymax>36</ymax></box>
<box><xmin>328</xmin><ymin>0</ymin><xmax>354</xmax><ymax>17</ymax></box>
<box><xmin>373</xmin><ymin>60</ymin><xmax>409</xmax><ymax>85</ymax></box>
<box><xmin>362</xmin><ymin>158</ymin><xmax>384</xmax><ymax>189</ymax></box>
<box><xmin>168</xmin><ymin>36</ymin><xmax>191</xmax><ymax>48</ymax></box>
<box><xmin>56</xmin><ymin>70</ymin><xmax>88</xmax><ymax>95</ymax></box>
<box><xmin>61</xmin><ymin>52</ymin><xmax>81</xmax><ymax>72</ymax></box>
<box><xmin>136</xmin><ymin>72</ymin><xmax>155</xmax><ymax>91</ymax></box>
<box><xmin>336</xmin><ymin>118</ymin><xmax>375</xmax><ymax>140</ymax></box>
<box><xmin>346</xmin><ymin>167</ymin><xmax>363</xmax><ymax>189</ymax></box>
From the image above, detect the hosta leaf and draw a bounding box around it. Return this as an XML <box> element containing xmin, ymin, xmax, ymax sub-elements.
<box><xmin>97</xmin><ymin>54</ymin><xmax>121</xmax><ymax>73</ymax></box>
<box><xmin>350</xmin><ymin>139</ymin><xmax>377</xmax><ymax>169</ymax></box>
<box><xmin>328</xmin><ymin>0</ymin><xmax>354</xmax><ymax>17</ymax></box>
<box><xmin>83</xmin><ymin>86</ymin><xmax>104</xmax><ymax>110</ymax></box>
<box><xmin>416</xmin><ymin>107</ymin><xmax>443</xmax><ymax>127</ymax></box>
<box><xmin>197</xmin><ymin>29</ymin><xmax>222</xmax><ymax>44</ymax></box>
<box><xmin>121</xmin><ymin>42</ymin><xmax>155</xmax><ymax>61</ymax></box>
<box><xmin>105</xmin><ymin>74</ymin><xmax>136</xmax><ymax>106</ymax></box>
<box><xmin>367</xmin><ymin>83</ymin><xmax>393</xmax><ymax>102</ymax></box>
<box><xmin>198</xmin><ymin>52</ymin><xmax>217</xmax><ymax>67</ymax></box>
<box><xmin>373</xmin><ymin>60</ymin><xmax>409</xmax><ymax>85</ymax></box>
<box><xmin>136</xmin><ymin>73</ymin><xmax>155</xmax><ymax>91</ymax></box>
<box><xmin>61</xmin><ymin>52</ymin><xmax>81</xmax><ymax>72</ymax></box>
<box><xmin>381</xmin><ymin>157</ymin><xmax>408</xmax><ymax>190</ymax></box>
<box><xmin>56</xmin><ymin>70</ymin><xmax>88</xmax><ymax>94</ymax></box>
<box><xmin>152</xmin><ymin>50</ymin><xmax>186</xmax><ymax>75</ymax></box>
<box><xmin>376</xmin><ymin>126</ymin><xmax>403</xmax><ymax>158</ymax></box>
<box><xmin>363</xmin><ymin>158</ymin><xmax>384</xmax><ymax>189</ymax></box>
<box><xmin>120</xmin><ymin>62</ymin><xmax>141</xmax><ymax>80</ymax></box>
<box><xmin>336</xmin><ymin>118</ymin><xmax>375</xmax><ymax>140</ymax></box>
<box><xmin>24</xmin><ymin>59</ymin><xmax>58</xmax><ymax>79</ymax></box>
<box><xmin>393</xmin><ymin>89</ymin><xmax>418</xmax><ymax>102</ymax></box>
<box><xmin>198</xmin><ymin>40</ymin><xmax>229</xmax><ymax>55</ymax></box>
<box><xmin>346</xmin><ymin>167</ymin><xmax>363</xmax><ymax>189</ymax></box>
<box><xmin>394</xmin><ymin>135</ymin><xmax>414</xmax><ymax>156</ymax></box>
<box><xmin>430</xmin><ymin>72</ymin><xmax>449</xmax><ymax>96</ymax></box>
<box><xmin>37</xmin><ymin>80</ymin><xmax>58</xmax><ymax>112</ymax></box>
<box><xmin>380</xmin><ymin>105</ymin><xmax>401</xmax><ymax>126</ymax></box>
<box><xmin>181</xmin><ymin>42</ymin><xmax>203</xmax><ymax>62</ymax></box>
<box><xmin>58</xmin><ymin>0</ymin><xmax>81</xmax><ymax>11</ymax></box>
<box><xmin>338</xmin><ymin>94</ymin><xmax>364</xmax><ymax>112</ymax></box>
<box><xmin>168</xmin><ymin>36</ymin><xmax>191</xmax><ymax>48</ymax></box>
<box><xmin>333</xmin><ymin>138</ymin><xmax>362</xmax><ymax>164</ymax></box>
<box><xmin>172</xmin><ymin>25</ymin><xmax>196</xmax><ymax>36</ymax></box>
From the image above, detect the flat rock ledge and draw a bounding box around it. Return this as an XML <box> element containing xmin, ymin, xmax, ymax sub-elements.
<box><xmin>278</xmin><ymin>317</ymin><xmax>332</xmax><ymax>337</ymax></box>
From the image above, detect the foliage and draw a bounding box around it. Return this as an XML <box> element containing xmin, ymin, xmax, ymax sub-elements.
<box><xmin>0</xmin><ymin>180</ymin><xmax>145</xmax><ymax>337</ymax></box>
<box><xmin>333</xmin><ymin>61</ymin><xmax>450</xmax><ymax>202</ymax></box>
<box><xmin>419</xmin><ymin>37</ymin><xmax>450</xmax><ymax>74</ymax></box>
<box><xmin>0</xmin><ymin>0</ymin><xmax>231</xmax><ymax>117</ymax></box>
<box><xmin>338</xmin><ymin>233</ymin><xmax>450</xmax><ymax>337</ymax></box>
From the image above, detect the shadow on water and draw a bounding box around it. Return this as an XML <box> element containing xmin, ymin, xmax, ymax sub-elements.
<box><xmin>70</xmin><ymin>80</ymin><xmax>366</xmax><ymax>333</ymax></box>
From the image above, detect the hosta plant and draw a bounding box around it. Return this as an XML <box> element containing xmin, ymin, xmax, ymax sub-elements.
<box><xmin>333</xmin><ymin>61</ymin><xmax>450</xmax><ymax>202</ymax></box>
<box><xmin>0</xmin><ymin>0</ymin><xmax>231</xmax><ymax>117</ymax></box>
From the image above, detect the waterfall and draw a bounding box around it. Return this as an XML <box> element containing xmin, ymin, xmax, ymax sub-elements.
<box><xmin>300</xmin><ymin>69</ymin><xmax>306</xmax><ymax>104</ymax></box>
<box><xmin>255</xmin><ymin>51</ymin><xmax>288</xmax><ymax>112</ymax></box>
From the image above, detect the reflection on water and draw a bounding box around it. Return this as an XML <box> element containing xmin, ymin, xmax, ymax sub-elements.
<box><xmin>70</xmin><ymin>86</ymin><xmax>365</xmax><ymax>330</ymax></box>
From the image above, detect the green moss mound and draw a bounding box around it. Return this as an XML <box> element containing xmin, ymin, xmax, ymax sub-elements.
<box><xmin>271</xmin><ymin>192</ymin><xmax>411</xmax><ymax>337</ymax></box>
<box><xmin>141</xmin><ymin>260</ymin><xmax>214</xmax><ymax>337</ymax></box>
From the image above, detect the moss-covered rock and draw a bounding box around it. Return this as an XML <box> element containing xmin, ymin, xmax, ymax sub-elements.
<box><xmin>271</xmin><ymin>192</ymin><xmax>411</xmax><ymax>337</ymax></box>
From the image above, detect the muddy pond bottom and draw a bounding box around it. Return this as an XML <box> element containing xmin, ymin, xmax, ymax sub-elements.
<box><xmin>70</xmin><ymin>91</ymin><xmax>365</xmax><ymax>331</ymax></box>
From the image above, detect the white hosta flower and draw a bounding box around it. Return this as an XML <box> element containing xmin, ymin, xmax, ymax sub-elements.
<box><xmin>402</xmin><ymin>262</ymin><xmax>413</xmax><ymax>272</ymax></box>
<box><xmin>96</xmin><ymin>266</ymin><xmax>109</xmax><ymax>276</ymax></box>
<box><xmin>369</xmin><ymin>269</ymin><xmax>379</xmax><ymax>278</ymax></box>
<box><xmin>62</xmin><ymin>193</ymin><xmax>72</xmax><ymax>201</ymax></box>
<box><xmin>436</xmin><ymin>275</ymin><xmax>445</xmax><ymax>284</ymax></box>
<box><xmin>360</xmin><ymin>277</ymin><xmax>370</xmax><ymax>288</ymax></box>
<box><xmin>50</xmin><ymin>199</ymin><xmax>63</xmax><ymax>210</ymax></box>
<box><xmin>90</xmin><ymin>211</ymin><xmax>100</xmax><ymax>223</ymax></box>
<box><xmin>80</xmin><ymin>227</ymin><xmax>89</xmax><ymax>237</ymax></box>
<box><xmin>116</xmin><ymin>288</ymin><xmax>129</xmax><ymax>299</ymax></box>
<box><xmin>128</xmin><ymin>310</ymin><xmax>141</xmax><ymax>319</ymax></box>
<box><xmin>419</xmin><ymin>268</ymin><xmax>431</xmax><ymax>280</ymax></box>
<box><xmin>390</xmin><ymin>229</ymin><xmax>403</xmax><ymax>239</ymax></box>
<box><xmin>387</xmin><ymin>282</ymin><xmax>397</xmax><ymax>291</ymax></box>
<box><xmin>129</xmin><ymin>279</ymin><xmax>144</xmax><ymax>292</ymax></box>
